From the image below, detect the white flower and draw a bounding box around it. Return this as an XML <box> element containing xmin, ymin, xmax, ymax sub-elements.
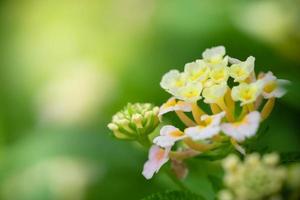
<box><xmin>221</xmin><ymin>111</ymin><xmax>261</xmax><ymax>142</ymax></box>
<box><xmin>231</xmin><ymin>81</ymin><xmax>264</xmax><ymax>106</ymax></box>
<box><xmin>202</xmin><ymin>82</ymin><xmax>228</xmax><ymax>104</ymax></box>
<box><xmin>260</xmin><ymin>71</ymin><xmax>290</xmax><ymax>99</ymax></box>
<box><xmin>202</xmin><ymin>46</ymin><xmax>226</xmax><ymax>64</ymax></box>
<box><xmin>153</xmin><ymin>125</ymin><xmax>186</xmax><ymax>148</ymax></box>
<box><xmin>160</xmin><ymin>70</ymin><xmax>186</xmax><ymax>94</ymax></box>
<box><xmin>142</xmin><ymin>145</ymin><xmax>170</xmax><ymax>179</ymax></box>
<box><xmin>209</xmin><ymin>65</ymin><xmax>230</xmax><ymax>83</ymax></box>
<box><xmin>185</xmin><ymin>112</ymin><xmax>225</xmax><ymax>140</ymax></box>
<box><xmin>158</xmin><ymin>97</ymin><xmax>192</xmax><ymax>116</ymax></box>
<box><xmin>184</xmin><ymin>60</ymin><xmax>210</xmax><ymax>82</ymax></box>
<box><xmin>175</xmin><ymin>82</ymin><xmax>203</xmax><ymax>103</ymax></box>
<box><xmin>229</xmin><ymin>56</ymin><xmax>255</xmax><ymax>82</ymax></box>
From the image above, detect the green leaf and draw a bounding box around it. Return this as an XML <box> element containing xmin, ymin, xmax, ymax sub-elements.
<box><xmin>141</xmin><ymin>190</ymin><xmax>205</xmax><ymax>200</ymax></box>
<box><xmin>280</xmin><ymin>152</ymin><xmax>300</xmax><ymax>164</ymax></box>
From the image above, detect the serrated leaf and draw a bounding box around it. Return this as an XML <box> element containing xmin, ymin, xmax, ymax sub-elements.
<box><xmin>141</xmin><ymin>190</ymin><xmax>205</xmax><ymax>200</ymax></box>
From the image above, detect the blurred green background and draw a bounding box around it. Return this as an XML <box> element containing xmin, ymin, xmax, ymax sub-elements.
<box><xmin>0</xmin><ymin>0</ymin><xmax>300</xmax><ymax>199</ymax></box>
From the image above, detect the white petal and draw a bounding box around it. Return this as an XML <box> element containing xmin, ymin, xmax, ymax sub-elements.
<box><xmin>153</xmin><ymin>136</ymin><xmax>176</xmax><ymax>148</ymax></box>
<box><xmin>158</xmin><ymin>106</ymin><xmax>174</xmax><ymax>116</ymax></box>
<box><xmin>202</xmin><ymin>46</ymin><xmax>226</xmax><ymax>60</ymax></box>
<box><xmin>185</xmin><ymin>126</ymin><xmax>220</xmax><ymax>140</ymax></box>
<box><xmin>174</xmin><ymin>101</ymin><xmax>192</xmax><ymax>112</ymax></box>
<box><xmin>221</xmin><ymin>123</ymin><xmax>246</xmax><ymax>142</ymax></box>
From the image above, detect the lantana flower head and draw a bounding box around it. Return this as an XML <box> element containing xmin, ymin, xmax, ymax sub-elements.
<box><xmin>108</xmin><ymin>45</ymin><xmax>290</xmax><ymax>181</ymax></box>
<box><xmin>108</xmin><ymin>103</ymin><xmax>159</xmax><ymax>140</ymax></box>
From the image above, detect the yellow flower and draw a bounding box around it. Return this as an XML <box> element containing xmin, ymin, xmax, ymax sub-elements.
<box><xmin>260</xmin><ymin>71</ymin><xmax>290</xmax><ymax>99</ymax></box>
<box><xmin>202</xmin><ymin>82</ymin><xmax>228</xmax><ymax>104</ymax></box>
<box><xmin>175</xmin><ymin>82</ymin><xmax>203</xmax><ymax>103</ymax></box>
<box><xmin>160</xmin><ymin>70</ymin><xmax>187</xmax><ymax>94</ymax></box>
<box><xmin>209</xmin><ymin>65</ymin><xmax>230</xmax><ymax>83</ymax></box>
<box><xmin>231</xmin><ymin>81</ymin><xmax>263</xmax><ymax>105</ymax></box>
<box><xmin>229</xmin><ymin>56</ymin><xmax>255</xmax><ymax>82</ymax></box>
<box><xmin>184</xmin><ymin>59</ymin><xmax>210</xmax><ymax>82</ymax></box>
<box><xmin>202</xmin><ymin>46</ymin><xmax>226</xmax><ymax>64</ymax></box>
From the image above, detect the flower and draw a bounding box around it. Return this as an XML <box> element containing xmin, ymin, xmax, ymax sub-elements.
<box><xmin>221</xmin><ymin>111</ymin><xmax>261</xmax><ymax>142</ymax></box>
<box><xmin>184</xmin><ymin>60</ymin><xmax>210</xmax><ymax>82</ymax></box>
<box><xmin>142</xmin><ymin>145</ymin><xmax>170</xmax><ymax>179</ymax></box>
<box><xmin>229</xmin><ymin>56</ymin><xmax>255</xmax><ymax>82</ymax></box>
<box><xmin>209</xmin><ymin>65</ymin><xmax>230</xmax><ymax>84</ymax></box>
<box><xmin>260</xmin><ymin>71</ymin><xmax>290</xmax><ymax>99</ymax></box>
<box><xmin>220</xmin><ymin>153</ymin><xmax>287</xmax><ymax>200</ymax></box>
<box><xmin>153</xmin><ymin>125</ymin><xmax>186</xmax><ymax>148</ymax></box>
<box><xmin>107</xmin><ymin>103</ymin><xmax>160</xmax><ymax>140</ymax></box>
<box><xmin>158</xmin><ymin>97</ymin><xmax>192</xmax><ymax>116</ymax></box>
<box><xmin>202</xmin><ymin>46</ymin><xmax>226</xmax><ymax>64</ymax></box>
<box><xmin>160</xmin><ymin>70</ymin><xmax>187</xmax><ymax>94</ymax></box>
<box><xmin>175</xmin><ymin>82</ymin><xmax>203</xmax><ymax>103</ymax></box>
<box><xmin>231</xmin><ymin>81</ymin><xmax>263</xmax><ymax>106</ymax></box>
<box><xmin>202</xmin><ymin>82</ymin><xmax>228</xmax><ymax>104</ymax></box>
<box><xmin>185</xmin><ymin>112</ymin><xmax>225</xmax><ymax>140</ymax></box>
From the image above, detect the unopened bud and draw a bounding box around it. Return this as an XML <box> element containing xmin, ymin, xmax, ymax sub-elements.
<box><xmin>107</xmin><ymin>123</ymin><xmax>118</xmax><ymax>131</ymax></box>
<box><xmin>107</xmin><ymin>102</ymin><xmax>160</xmax><ymax>140</ymax></box>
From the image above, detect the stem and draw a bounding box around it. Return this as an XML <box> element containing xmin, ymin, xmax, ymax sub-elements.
<box><xmin>191</xmin><ymin>103</ymin><xmax>205</xmax><ymax>125</ymax></box>
<box><xmin>217</xmin><ymin>99</ymin><xmax>235</xmax><ymax>122</ymax></box>
<box><xmin>238</xmin><ymin>105</ymin><xmax>248</xmax><ymax>120</ymax></box>
<box><xmin>247</xmin><ymin>103</ymin><xmax>254</xmax><ymax>112</ymax></box>
<box><xmin>184</xmin><ymin>138</ymin><xmax>214</xmax><ymax>152</ymax></box>
<box><xmin>210</xmin><ymin>104</ymin><xmax>221</xmax><ymax>114</ymax></box>
<box><xmin>261</xmin><ymin>98</ymin><xmax>275</xmax><ymax>121</ymax></box>
<box><xmin>137</xmin><ymin>136</ymin><xmax>151</xmax><ymax>148</ymax></box>
<box><xmin>224</xmin><ymin>88</ymin><xmax>235</xmax><ymax>116</ymax></box>
<box><xmin>175</xmin><ymin>111</ymin><xmax>197</xmax><ymax>127</ymax></box>
<box><xmin>169</xmin><ymin>149</ymin><xmax>200</xmax><ymax>160</ymax></box>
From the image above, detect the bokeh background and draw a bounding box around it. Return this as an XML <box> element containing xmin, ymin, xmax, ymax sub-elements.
<box><xmin>0</xmin><ymin>0</ymin><xmax>300</xmax><ymax>199</ymax></box>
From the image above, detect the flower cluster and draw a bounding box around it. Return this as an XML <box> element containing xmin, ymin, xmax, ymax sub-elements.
<box><xmin>218</xmin><ymin>153</ymin><xmax>300</xmax><ymax>200</ymax></box>
<box><xmin>107</xmin><ymin>103</ymin><xmax>159</xmax><ymax>141</ymax></box>
<box><xmin>142</xmin><ymin>46</ymin><xmax>289</xmax><ymax>179</ymax></box>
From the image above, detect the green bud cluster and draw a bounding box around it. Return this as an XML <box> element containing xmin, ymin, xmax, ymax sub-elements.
<box><xmin>107</xmin><ymin>103</ymin><xmax>160</xmax><ymax>140</ymax></box>
<box><xmin>219</xmin><ymin>153</ymin><xmax>287</xmax><ymax>200</ymax></box>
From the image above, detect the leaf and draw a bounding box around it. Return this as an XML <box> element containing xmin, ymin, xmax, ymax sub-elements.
<box><xmin>243</xmin><ymin>124</ymin><xmax>270</xmax><ymax>154</ymax></box>
<box><xmin>207</xmin><ymin>175</ymin><xmax>223</xmax><ymax>193</ymax></box>
<box><xmin>141</xmin><ymin>190</ymin><xmax>205</xmax><ymax>200</ymax></box>
<box><xmin>280</xmin><ymin>152</ymin><xmax>300</xmax><ymax>164</ymax></box>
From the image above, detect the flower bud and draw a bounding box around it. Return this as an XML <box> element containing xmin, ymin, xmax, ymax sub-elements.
<box><xmin>107</xmin><ymin>103</ymin><xmax>160</xmax><ymax>140</ymax></box>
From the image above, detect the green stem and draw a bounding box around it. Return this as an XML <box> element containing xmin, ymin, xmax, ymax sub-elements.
<box><xmin>137</xmin><ymin>135</ymin><xmax>151</xmax><ymax>148</ymax></box>
<box><xmin>165</xmin><ymin>169</ymin><xmax>190</xmax><ymax>191</ymax></box>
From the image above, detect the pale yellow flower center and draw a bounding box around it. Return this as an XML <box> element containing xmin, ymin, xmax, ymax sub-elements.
<box><xmin>263</xmin><ymin>81</ymin><xmax>277</xmax><ymax>93</ymax></box>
